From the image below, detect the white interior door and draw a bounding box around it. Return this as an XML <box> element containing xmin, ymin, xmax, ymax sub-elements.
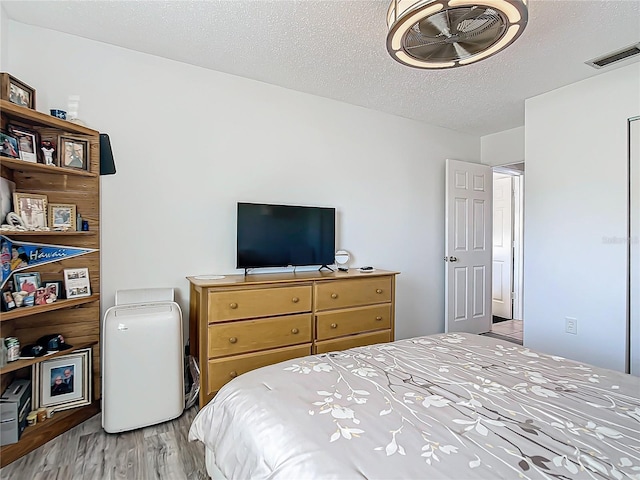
<box><xmin>630</xmin><ymin>117</ymin><xmax>639</xmax><ymax>376</ymax></box>
<box><xmin>445</xmin><ymin>159</ymin><xmax>492</xmax><ymax>334</ymax></box>
<box><xmin>492</xmin><ymin>173</ymin><xmax>513</xmax><ymax>319</ymax></box>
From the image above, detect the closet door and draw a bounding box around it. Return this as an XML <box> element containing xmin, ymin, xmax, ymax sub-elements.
<box><xmin>630</xmin><ymin>117</ymin><xmax>639</xmax><ymax>376</ymax></box>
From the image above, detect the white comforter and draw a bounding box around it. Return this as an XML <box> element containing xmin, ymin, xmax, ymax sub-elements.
<box><xmin>189</xmin><ymin>333</ymin><xmax>640</xmax><ymax>479</ymax></box>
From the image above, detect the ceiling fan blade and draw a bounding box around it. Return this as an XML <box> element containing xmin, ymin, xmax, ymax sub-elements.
<box><xmin>407</xmin><ymin>42</ymin><xmax>458</xmax><ymax>62</ymax></box>
<box><xmin>458</xmin><ymin>22</ymin><xmax>503</xmax><ymax>45</ymax></box>
<box><xmin>418</xmin><ymin>13</ymin><xmax>450</xmax><ymax>38</ymax></box>
<box><xmin>452</xmin><ymin>41</ymin><xmax>472</xmax><ymax>60</ymax></box>
<box><xmin>451</xmin><ymin>6</ymin><xmax>489</xmax><ymax>34</ymax></box>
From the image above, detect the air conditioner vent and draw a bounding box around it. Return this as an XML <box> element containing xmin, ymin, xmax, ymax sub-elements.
<box><xmin>586</xmin><ymin>43</ymin><xmax>640</xmax><ymax>69</ymax></box>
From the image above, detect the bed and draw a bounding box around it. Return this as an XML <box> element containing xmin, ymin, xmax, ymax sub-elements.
<box><xmin>189</xmin><ymin>333</ymin><xmax>640</xmax><ymax>479</ymax></box>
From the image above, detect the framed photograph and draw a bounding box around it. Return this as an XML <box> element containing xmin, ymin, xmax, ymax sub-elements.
<box><xmin>63</xmin><ymin>267</ymin><xmax>91</xmax><ymax>299</ymax></box>
<box><xmin>1</xmin><ymin>290</ymin><xmax>16</xmax><ymax>311</ymax></box>
<box><xmin>48</xmin><ymin>203</ymin><xmax>76</xmax><ymax>230</ymax></box>
<box><xmin>14</xmin><ymin>271</ymin><xmax>41</xmax><ymax>294</ymax></box>
<box><xmin>58</xmin><ymin>136</ymin><xmax>89</xmax><ymax>171</ymax></box>
<box><xmin>8</xmin><ymin>124</ymin><xmax>38</xmax><ymax>163</ymax></box>
<box><xmin>44</xmin><ymin>280</ymin><xmax>65</xmax><ymax>300</ymax></box>
<box><xmin>13</xmin><ymin>192</ymin><xmax>48</xmax><ymax>229</ymax></box>
<box><xmin>0</xmin><ymin>73</ymin><xmax>36</xmax><ymax>109</ymax></box>
<box><xmin>0</xmin><ymin>130</ymin><xmax>20</xmax><ymax>159</ymax></box>
<box><xmin>32</xmin><ymin>348</ymin><xmax>92</xmax><ymax>411</ymax></box>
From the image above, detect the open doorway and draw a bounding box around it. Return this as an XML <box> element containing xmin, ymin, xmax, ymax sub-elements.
<box><xmin>491</xmin><ymin>162</ymin><xmax>524</xmax><ymax>344</ymax></box>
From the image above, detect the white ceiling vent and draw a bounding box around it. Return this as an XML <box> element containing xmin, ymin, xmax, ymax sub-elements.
<box><xmin>586</xmin><ymin>43</ymin><xmax>640</xmax><ymax>69</ymax></box>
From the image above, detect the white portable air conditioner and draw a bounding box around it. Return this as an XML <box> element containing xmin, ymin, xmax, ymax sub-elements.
<box><xmin>102</xmin><ymin>288</ymin><xmax>184</xmax><ymax>433</ymax></box>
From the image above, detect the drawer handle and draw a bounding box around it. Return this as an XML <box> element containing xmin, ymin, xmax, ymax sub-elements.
<box><xmin>229</xmin><ymin>302</ymin><xmax>238</xmax><ymax>309</ymax></box>
<box><xmin>330</xmin><ymin>323</ymin><xmax>338</xmax><ymax>329</ymax></box>
<box><xmin>229</xmin><ymin>337</ymin><xmax>238</xmax><ymax>344</ymax></box>
<box><xmin>331</xmin><ymin>293</ymin><xmax>338</xmax><ymax>299</ymax></box>
<box><xmin>291</xmin><ymin>328</ymin><xmax>299</xmax><ymax>334</ymax></box>
<box><xmin>292</xmin><ymin>297</ymin><xmax>299</xmax><ymax>303</ymax></box>
<box><xmin>376</xmin><ymin>289</ymin><xmax>383</xmax><ymax>294</ymax></box>
<box><xmin>376</xmin><ymin>316</ymin><xmax>382</xmax><ymax>321</ymax></box>
<box><xmin>229</xmin><ymin>371</ymin><xmax>237</xmax><ymax>378</ymax></box>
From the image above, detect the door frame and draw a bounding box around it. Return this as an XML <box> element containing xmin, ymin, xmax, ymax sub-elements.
<box><xmin>491</xmin><ymin>162</ymin><xmax>524</xmax><ymax>321</ymax></box>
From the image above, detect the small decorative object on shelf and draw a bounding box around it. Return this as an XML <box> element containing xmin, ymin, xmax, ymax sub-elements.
<box><xmin>5</xmin><ymin>337</ymin><xmax>20</xmax><ymax>362</ymax></box>
<box><xmin>0</xmin><ymin>337</ymin><xmax>7</xmax><ymax>367</ymax></box>
<box><xmin>63</xmin><ymin>267</ymin><xmax>91</xmax><ymax>299</ymax></box>
<box><xmin>49</xmin><ymin>109</ymin><xmax>66</xmax><ymax>120</ymax></box>
<box><xmin>41</xmin><ymin>139</ymin><xmax>56</xmax><ymax>165</ymax></box>
<box><xmin>0</xmin><ymin>73</ymin><xmax>36</xmax><ymax>109</ymax></box>
<box><xmin>26</xmin><ymin>411</ymin><xmax>37</xmax><ymax>426</ymax></box>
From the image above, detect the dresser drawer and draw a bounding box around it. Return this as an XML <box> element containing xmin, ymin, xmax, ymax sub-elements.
<box><xmin>315</xmin><ymin>276</ymin><xmax>392</xmax><ymax>311</ymax></box>
<box><xmin>315</xmin><ymin>330</ymin><xmax>391</xmax><ymax>354</ymax></box>
<box><xmin>316</xmin><ymin>304</ymin><xmax>391</xmax><ymax>341</ymax></box>
<box><xmin>208</xmin><ymin>314</ymin><xmax>312</xmax><ymax>357</ymax></box>
<box><xmin>207</xmin><ymin>344</ymin><xmax>312</xmax><ymax>394</ymax></box>
<box><xmin>208</xmin><ymin>285</ymin><xmax>312</xmax><ymax>322</ymax></box>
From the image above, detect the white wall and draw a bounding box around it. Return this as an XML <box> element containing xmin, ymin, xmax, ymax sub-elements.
<box><xmin>481</xmin><ymin>126</ymin><xmax>524</xmax><ymax>167</ymax></box>
<box><xmin>5</xmin><ymin>22</ymin><xmax>480</xmax><ymax>342</ymax></box>
<box><xmin>0</xmin><ymin>5</ymin><xmax>8</xmax><ymax>69</ymax></box>
<box><xmin>524</xmin><ymin>62</ymin><xmax>640</xmax><ymax>372</ymax></box>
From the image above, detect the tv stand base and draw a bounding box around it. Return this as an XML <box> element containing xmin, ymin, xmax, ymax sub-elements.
<box><xmin>319</xmin><ymin>265</ymin><xmax>334</xmax><ymax>272</ymax></box>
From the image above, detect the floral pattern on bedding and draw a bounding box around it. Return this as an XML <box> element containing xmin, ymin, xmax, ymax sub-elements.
<box><xmin>190</xmin><ymin>333</ymin><xmax>640</xmax><ymax>479</ymax></box>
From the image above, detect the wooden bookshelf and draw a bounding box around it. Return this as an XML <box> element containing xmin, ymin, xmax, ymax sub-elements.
<box><xmin>1</xmin><ymin>98</ymin><xmax>101</xmax><ymax>466</ymax></box>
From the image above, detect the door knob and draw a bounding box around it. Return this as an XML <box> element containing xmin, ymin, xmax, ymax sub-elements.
<box><xmin>448</xmin><ymin>256</ymin><xmax>458</xmax><ymax>262</ymax></box>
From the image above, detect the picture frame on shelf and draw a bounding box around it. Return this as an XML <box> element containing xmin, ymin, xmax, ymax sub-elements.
<box><xmin>13</xmin><ymin>192</ymin><xmax>48</xmax><ymax>229</ymax></box>
<box><xmin>58</xmin><ymin>135</ymin><xmax>89</xmax><ymax>171</ymax></box>
<box><xmin>14</xmin><ymin>271</ymin><xmax>41</xmax><ymax>294</ymax></box>
<box><xmin>1</xmin><ymin>289</ymin><xmax>16</xmax><ymax>311</ymax></box>
<box><xmin>8</xmin><ymin>124</ymin><xmax>38</xmax><ymax>163</ymax></box>
<box><xmin>48</xmin><ymin>203</ymin><xmax>76</xmax><ymax>230</ymax></box>
<box><xmin>32</xmin><ymin>347</ymin><xmax>92</xmax><ymax>411</ymax></box>
<box><xmin>63</xmin><ymin>267</ymin><xmax>91</xmax><ymax>299</ymax></box>
<box><xmin>0</xmin><ymin>130</ymin><xmax>20</xmax><ymax>159</ymax></box>
<box><xmin>0</xmin><ymin>73</ymin><xmax>36</xmax><ymax>109</ymax></box>
<box><xmin>44</xmin><ymin>280</ymin><xmax>65</xmax><ymax>300</ymax></box>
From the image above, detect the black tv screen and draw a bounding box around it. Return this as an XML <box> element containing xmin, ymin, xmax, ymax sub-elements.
<box><xmin>237</xmin><ymin>202</ymin><xmax>336</xmax><ymax>269</ymax></box>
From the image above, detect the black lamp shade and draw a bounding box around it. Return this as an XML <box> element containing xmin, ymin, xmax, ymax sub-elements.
<box><xmin>99</xmin><ymin>133</ymin><xmax>117</xmax><ymax>175</ymax></box>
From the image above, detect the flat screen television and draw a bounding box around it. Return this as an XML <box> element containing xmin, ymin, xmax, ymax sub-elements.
<box><xmin>236</xmin><ymin>202</ymin><xmax>336</xmax><ymax>270</ymax></box>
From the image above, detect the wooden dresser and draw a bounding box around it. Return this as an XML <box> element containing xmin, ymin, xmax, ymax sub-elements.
<box><xmin>188</xmin><ymin>269</ymin><xmax>398</xmax><ymax>407</ymax></box>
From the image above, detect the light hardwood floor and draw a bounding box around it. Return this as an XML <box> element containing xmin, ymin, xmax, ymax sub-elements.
<box><xmin>485</xmin><ymin>319</ymin><xmax>523</xmax><ymax>344</ymax></box>
<box><xmin>0</xmin><ymin>406</ymin><xmax>208</xmax><ymax>480</ymax></box>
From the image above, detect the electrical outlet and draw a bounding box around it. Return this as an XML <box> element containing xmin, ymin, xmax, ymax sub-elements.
<box><xmin>565</xmin><ymin>317</ymin><xmax>577</xmax><ymax>335</ymax></box>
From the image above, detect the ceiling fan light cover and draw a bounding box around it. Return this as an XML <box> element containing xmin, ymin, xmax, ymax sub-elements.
<box><xmin>386</xmin><ymin>0</ymin><xmax>528</xmax><ymax>69</ymax></box>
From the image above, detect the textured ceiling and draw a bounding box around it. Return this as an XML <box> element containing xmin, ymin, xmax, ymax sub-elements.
<box><xmin>2</xmin><ymin>0</ymin><xmax>640</xmax><ymax>136</ymax></box>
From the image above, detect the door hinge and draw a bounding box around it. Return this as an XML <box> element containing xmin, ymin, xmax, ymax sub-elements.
<box><xmin>510</xmin><ymin>292</ymin><xmax>515</xmax><ymax>300</ymax></box>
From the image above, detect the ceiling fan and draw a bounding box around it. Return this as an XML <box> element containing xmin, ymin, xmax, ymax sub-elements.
<box><xmin>386</xmin><ymin>0</ymin><xmax>528</xmax><ymax>69</ymax></box>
